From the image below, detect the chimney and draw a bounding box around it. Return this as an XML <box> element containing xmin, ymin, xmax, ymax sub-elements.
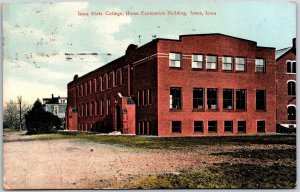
<box><xmin>52</xmin><ymin>94</ymin><xmax>54</xmax><ymax>98</ymax></box>
<box><xmin>292</xmin><ymin>38</ymin><xmax>296</xmax><ymax>48</ymax></box>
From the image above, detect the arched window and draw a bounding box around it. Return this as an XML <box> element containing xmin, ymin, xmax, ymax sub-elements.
<box><xmin>287</xmin><ymin>81</ymin><xmax>296</xmax><ymax>96</ymax></box>
<box><xmin>287</xmin><ymin>60</ymin><xmax>296</xmax><ymax>73</ymax></box>
<box><xmin>287</xmin><ymin>105</ymin><xmax>296</xmax><ymax>120</ymax></box>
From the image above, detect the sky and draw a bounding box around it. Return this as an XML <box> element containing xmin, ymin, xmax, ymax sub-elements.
<box><xmin>2</xmin><ymin>1</ymin><xmax>296</xmax><ymax>105</ymax></box>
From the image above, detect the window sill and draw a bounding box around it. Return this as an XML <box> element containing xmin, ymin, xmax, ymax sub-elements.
<box><xmin>192</xmin><ymin>68</ymin><xmax>204</xmax><ymax>71</ymax></box>
<box><xmin>169</xmin><ymin>109</ymin><xmax>183</xmax><ymax>112</ymax></box>
<box><xmin>192</xmin><ymin>109</ymin><xmax>205</xmax><ymax>112</ymax></box>
<box><xmin>286</xmin><ymin>73</ymin><xmax>296</xmax><ymax>75</ymax></box>
<box><xmin>169</xmin><ymin>67</ymin><xmax>182</xmax><ymax>70</ymax></box>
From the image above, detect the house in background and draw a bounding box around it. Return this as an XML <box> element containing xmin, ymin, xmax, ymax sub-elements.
<box><xmin>276</xmin><ymin>38</ymin><xmax>296</xmax><ymax>130</ymax></box>
<box><xmin>43</xmin><ymin>94</ymin><xmax>67</xmax><ymax>128</ymax></box>
<box><xmin>66</xmin><ymin>33</ymin><xmax>277</xmax><ymax>136</ymax></box>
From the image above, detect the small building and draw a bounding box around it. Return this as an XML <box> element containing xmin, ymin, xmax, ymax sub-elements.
<box><xmin>276</xmin><ymin>38</ymin><xmax>296</xmax><ymax>129</ymax></box>
<box><xmin>43</xmin><ymin>94</ymin><xmax>67</xmax><ymax>128</ymax></box>
<box><xmin>66</xmin><ymin>33</ymin><xmax>277</xmax><ymax>136</ymax></box>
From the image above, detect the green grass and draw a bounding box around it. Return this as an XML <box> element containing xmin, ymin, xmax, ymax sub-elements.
<box><xmin>127</xmin><ymin>163</ymin><xmax>296</xmax><ymax>189</ymax></box>
<box><xmin>28</xmin><ymin>133</ymin><xmax>296</xmax><ymax>150</ymax></box>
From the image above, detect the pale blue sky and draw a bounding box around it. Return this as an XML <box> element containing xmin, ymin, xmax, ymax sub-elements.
<box><xmin>2</xmin><ymin>1</ymin><xmax>296</xmax><ymax>104</ymax></box>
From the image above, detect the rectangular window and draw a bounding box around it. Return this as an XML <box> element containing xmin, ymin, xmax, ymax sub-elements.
<box><xmin>206</xmin><ymin>55</ymin><xmax>217</xmax><ymax>70</ymax></box>
<box><xmin>143</xmin><ymin>90</ymin><xmax>148</xmax><ymax>106</ymax></box>
<box><xmin>95</xmin><ymin>78</ymin><xmax>98</xmax><ymax>92</ymax></box>
<box><xmin>256</xmin><ymin>90</ymin><xmax>266</xmax><ymax>110</ymax></box>
<box><xmin>53</xmin><ymin>106</ymin><xmax>58</xmax><ymax>115</ymax></box>
<box><xmin>84</xmin><ymin>82</ymin><xmax>87</xmax><ymax>95</ymax></box>
<box><xmin>96</xmin><ymin>101</ymin><xmax>99</xmax><ymax>115</ymax></box>
<box><xmin>102</xmin><ymin>75</ymin><xmax>106</xmax><ymax>91</ymax></box>
<box><xmin>87</xmin><ymin>81</ymin><xmax>90</xmax><ymax>94</ymax></box>
<box><xmin>81</xmin><ymin>105</ymin><xmax>84</xmax><ymax>117</ymax></box>
<box><xmin>208</xmin><ymin>121</ymin><xmax>217</xmax><ymax>132</ymax></box>
<box><xmin>170</xmin><ymin>87</ymin><xmax>182</xmax><ymax>109</ymax></box>
<box><xmin>172</xmin><ymin>121</ymin><xmax>181</xmax><ymax>133</ymax></box>
<box><xmin>223</xmin><ymin>89</ymin><xmax>234</xmax><ymax>110</ymax></box>
<box><xmin>255</xmin><ymin>59</ymin><xmax>266</xmax><ymax>72</ymax></box>
<box><xmin>101</xmin><ymin>99</ymin><xmax>105</xmax><ymax>115</ymax></box>
<box><xmin>288</xmin><ymin>81</ymin><xmax>296</xmax><ymax>96</ymax></box>
<box><xmin>91</xmin><ymin>80</ymin><xmax>94</xmax><ymax>94</ymax></box>
<box><xmin>91</xmin><ymin>102</ymin><xmax>94</xmax><ymax>116</ymax></box>
<box><xmin>107</xmin><ymin>98</ymin><xmax>111</xmax><ymax>114</ymax></box>
<box><xmin>287</xmin><ymin>61</ymin><xmax>296</xmax><ymax>73</ymax></box>
<box><xmin>192</xmin><ymin>54</ymin><xmax>203</xmax><ymax>69</ymax></box>
<box><xmin>138</xmin><ymin>90</ymin><xmax>143</xmax><ymax>106</ymax></box>
<box><xmin>193</xmin><ymin>88</ymin><xmax>204</xmax><ymax>109</ymax></box>
<box><xmin>257</xmin><ymin>121</ymin><xmax>265</xmax><ymax>132</ymax></box>
<box><xmin>207</xmin><ymin>88</ymin><xmax>218</xmax><ymax>109</ymax></box>
<box><xmin>116</xmin><ymin>69</ymin><xmax>121</xmax><ymax>85</ymax></box>
<box><xmin>224</xmin><ymin>121</ymin><xmax>233</xmax><ymax>132</ymax></box>
<box><xmin>113</xmin><ymin>70</ymin><xmax>117</xmax><ymax>87</ymax></box>
<box><xmin>238</xmin><ymin>121</ymin><xmax>246</xmax><ymax>133</ymax></box>
<box><xmin>169</xmin><ymin>53</ymin><xmax>181</xmax><ymax>67</ymax></box>
<box><xmin>236</xmin><ymin>89</ymin><xmax>247</xmax><ymax>110</ymax></box>
<box><xmin>108</xmin><ymin>72</ymin><xmax>113</xmax><ymax>89</ymax></box>
<box><xmin>81</xmin><ymin>84</ymin><xmax>84</xmax><ymax>96</ymax></box>
<box><xmin>236</xmin><ymin>57</ymin><xmax>246</xmax><ymax>71</ymax></box>
<box><xmin>222</xmin><ymin>56</ymin><xmax>232</xmax><ymax>71</ymax></box>
<box><xmin>87</xmin><ymin>103</ymin><xmax>90</xmax><ymax>116</ymax></box>
<box><xmin>148</xmin><ymin>89</ymin><xmax>152</xmax><ymax>105</ymax></box>
<box><xmin>194</xmin><ymin>121</ymin><xmax>203</xmax><ymax>132</ymax></box>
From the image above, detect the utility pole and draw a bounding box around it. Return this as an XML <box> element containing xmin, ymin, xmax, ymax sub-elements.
<box><xmin>17</xmin><ymin>96</ymin><xmax>22</xmax><ymax>131</ymax></box>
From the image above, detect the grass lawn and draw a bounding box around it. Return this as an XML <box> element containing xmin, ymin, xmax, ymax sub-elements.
<box><xmin>25</xmin><ymin>132</ymin><xmax>296</xmax><ymax>189</ymax></box>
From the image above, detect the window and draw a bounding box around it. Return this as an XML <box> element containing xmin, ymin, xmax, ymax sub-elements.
<box><xmin>287</xmin><ymin>61</ymin><xmax>296</xmax><ymax>73</ymax></box>
<box><xmin>113</xmin><ymin>70</ymin><xmax>117</xmax><ymax>87</ymax></box>
<box><xmin>236</xmin><ymin>57</ymin><xmax>246</xmax><ymax>71</ymax></box>
<box><xmin>102</xmin><ymin>75</ymin><xmax>106</xmax><ymax>91</ymax></box>
<box><xmin>256</xmin><ymin>90</ymin><xmax>266</xmax><ymax>110</ymax></box>
<box><xmin>170</xmin><ymin>88</ymin><xmax>182</xmax><ymax>109</ymax></box>
<box><xmin>107</xmin><ymin>98</ymin><xmax>111</xmax><ymax>114</ymax></box>
<box><xmin>53</xmin><ymin>106</ymin><xmax>58</xmax><ymax>115</ymax></box>
<box><xmin>96</xmin><ymin>101</ymin><xmax>99</xmax><ymax>115</ymax></box>
<box><xmin>236</xmin><ymin>89</ymin><xmax>247</xmax><ymax>110</ymax></box>
<box><xmin>238</xmin><ymin>121</ymin><xmax>246</xmax><ymax>133</ymax></box>
<box><xmin>169</xmin><ymin>53</ymin><xmax>181</xmax><ymax>67</ymax></box>
<box><xmin>206</xmin><ymin>55</ymin><xmax>217</xmax><ymax>70</ymax></box>
<box><xmin>91</xmin><ymin>80</ymin><xmax>94</xmax><ymax>94</ymax></box>
<box><xmin>87</xmin><ymin>103</ymin><xmax>90</xmax><ymax>116</ymax></box>
<box><xmin>84</xmin><ymin>82</ymin><xmax>88</xmax><ymax>95</ymax></box>
<box><xmin>148</xmin><ymin>89</ymin><xmax>152</xmax><ymax>105</ymax></box>
<box><xmin>81</xmin><ymin>84</ymin><xmax>84</xmax><ymax>96</ymax></box>
<box><xmin>222</xmin><ymin>56</ymin><xmax>232</xmax><ymax>71</ymax></box>
<box><xmin>91</xmin><ymin>102</ymin><xmax>94</xmax><ymax>116</ymax></box>
<box><xmin>138</xmin><ymin>90</ymin><xmax>143</xmax><ymax>106</ymax></box>
<box><xmin>81</xmin><ymin>105</ymin><xmax>84</xmax><ymax>117</ymax></box>
<box><xmin>194</xmin><ymin>121</ymin><xmax>203</xmax><ymax>132</ymax></box>
<box><xmin>116</xmin><ymin>69</ymin><xmax>121</xmax><ymax>85</ymax></box>
<box><xmin>257</xmin><ymin>121</ymin><xmax>265</xmax><ymax>132</ymax></box>
<box><xmin>108</xmin><ymin>72</ymin><xmax>113</xmax><ymax>89</ymax></box>
<box><xmin>255</xmin><ymin>59</ymin><xmax>266</xmax><ymax>72</ymax></box>
<box><xmin>172</xmin><ymin>121</ymin><xmax>181</xmax><ymax>133</ymax></box>
<box><xmin>94</xmin><ymin>78</ymin><xmax>98</xmax><ymax>92</ymax></box>
<box><xmin>287</xmin><ymin>106</ymin><xmax>296</xmax><ymax>120</ymax></box>
<box><xmin>192</xmin><ymin>54</ymin><xmax>203</xmax><ymax>69</ymax></box>
<box><xmin>208</xmin><ymin>121</ymin><xmax>217</xmax><ymax>132</ymax></box>
<box><xmin>207</xmin><ymin>88</ymin><xmax>218</xmax><ymax>109</ymax></box>
<box><xmin>101</xmin><ymin>99</ymin><xmax>105</xmax><ymax>115</ymax></box>
<box><xmin>224</xmin><ymin>121</ymin><xmax>233</xmax><ymax>132</ymax></box>
<box><xmin>223</xmin><ymin>89</ymin><xmax>234</xmax><ymax>110</ymax></box>
<box><xmin>87</xmin><ymin>81</ymin><xmax>90</xmax><ymax>94</ymax></box>
<box><xmin>288</xmin><ymin>81</ymin><xmax>296</xmax><ymax>96</ymax></box>
<box><xmin>193</xmin><ymin>88</ymin><xmax>204</xmax><ymax>109</ymax></box>
<box><xmin>143</xmin><ymin>90</ymin><xmax>148</xmax><ymax>106</ymax></box>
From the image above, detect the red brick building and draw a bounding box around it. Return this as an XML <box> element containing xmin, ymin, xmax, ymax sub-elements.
<box><xmin>276</xmin><ymin>38</ymin><xmax>296</xmax><ymax>129</ymax></box>
<box><xmin>66</xmin><ymin>33</ymin><xmax>277</xmax><ymax>136</ymax></box>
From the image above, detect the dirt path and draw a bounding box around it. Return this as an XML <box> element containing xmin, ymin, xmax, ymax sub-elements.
<box><xmin>3</xmin><ymin>133</ymin><xmax>295</xmax><ymax>189</ymax></box>
<box><xmin>3</xmin><ymin>135</ymin><xmax>209</xmax><ymax>189</ymax></box>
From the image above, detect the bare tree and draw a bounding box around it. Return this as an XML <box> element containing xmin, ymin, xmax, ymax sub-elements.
<box><xmin>3</xmin><ymin>99</ymin><xmax>31</xmax><ymax>130</ymax></box>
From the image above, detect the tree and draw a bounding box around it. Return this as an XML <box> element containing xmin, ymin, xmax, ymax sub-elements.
<box><xmin>25</xmin><ymin>99</ymin><xmax>61</xmax><ymax>134</ymax></box>
<box><xmin>3</xmin><ymin>100</ymin><xmax>18</xmax><ymax>129</ymax></box>
<box><xmin>3</xmin><ymin>99</ymin><xmax>31</xmax><ymax>130</ymax></box>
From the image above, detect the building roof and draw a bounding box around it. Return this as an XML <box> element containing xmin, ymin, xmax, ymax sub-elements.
<box><xmin>43</xmin><ymin>95</ymin><xmax>67</xmax><ymax>105</ymax></box>
<box><xmin>276</xmin><ymin>47</ymin><xmax>292</xmax><ymax>59</ymax></box>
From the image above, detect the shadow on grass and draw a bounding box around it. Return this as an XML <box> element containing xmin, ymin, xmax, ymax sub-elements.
<box><xmin>211</xmin><ymin>148</ymin><xmax>296</xmax><ymax>161</ymax></box>
<box><xmin>127</xmin><ymin>163</ymin><xmax>296</xmax><ymax>189</ymax></box>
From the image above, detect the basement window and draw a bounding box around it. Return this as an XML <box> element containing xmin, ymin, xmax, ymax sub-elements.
<box><xmin>238</xmin><ymin>121</ymin><xmax>246</xmax><ymax>133</ymax></box>
<box><xmin>257</xmin><ymin>121</ymin><xmax>265</xmax><ymax>133</ymax></box>
<box><xmin>169</xmin><ymin>53</ymin><xmax>181</xmax><ymax>67</ymax></box>
<box><xmin>170</xmin><ymin>87</ymin><xmax>182</xmax><ymax>109</ymax></box>
<box><xmin>208</xmin><ymin>121</ymin><xmax>217</xmax><ymax>132</ymax></box>
<box><xmin>172</xmin><ymin>121</ymin><xmax>181</xmax><ymax>133</ymax></box>
<box><xmin>194</xmin><ymin>121</ymin><xmax>203</xmax><ymax>132</ymax></box>
<box><xmin>224</xmin><ymin>121</ymin><xmax>233</xmax><ymax>132</ymax></box>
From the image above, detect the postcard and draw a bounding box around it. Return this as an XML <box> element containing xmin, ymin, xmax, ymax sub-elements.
<box><xmin>2</xmin><ymin>1</ymin><xmax>297</xmax><ymax>190</ymax></box>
